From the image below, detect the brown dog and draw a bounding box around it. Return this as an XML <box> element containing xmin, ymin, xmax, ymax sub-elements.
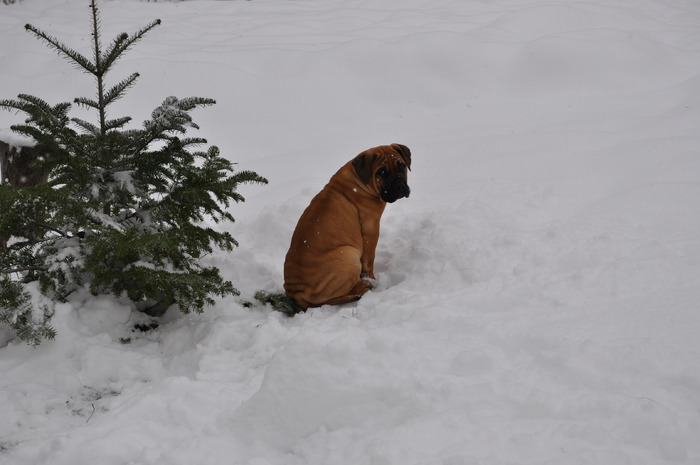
<box><xmin>283</xmin><ymin>144</ymin><xmax>411</xmax><ymax>309</ymax></box>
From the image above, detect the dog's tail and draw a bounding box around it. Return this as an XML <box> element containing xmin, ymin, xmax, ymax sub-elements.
<box><xmin>253</xmin><ymin>290</ymin><xmax>305</xmax><ymax>316</ymax></box>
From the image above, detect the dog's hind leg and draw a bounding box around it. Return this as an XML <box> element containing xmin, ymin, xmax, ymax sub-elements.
<box><xmin>302</xmin><ymin>246</ymin><xmax>374</xmax><ymax>307</ymax></box>
<box><xmin>321</xmin><ymin>278</ymin><xmax>374</xmax><ymax>306</ymax></box>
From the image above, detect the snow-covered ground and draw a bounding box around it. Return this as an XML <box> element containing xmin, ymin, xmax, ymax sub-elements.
<box><xmin>2</xmin><ymin>0</ymin><xmax>700</xmax><ymax>464</ymax></box>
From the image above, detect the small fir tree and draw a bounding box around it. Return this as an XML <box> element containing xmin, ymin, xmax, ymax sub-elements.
<box><xmin>0</xmin><ymin>0</ymin><xmax>267</xmax><ymax>344</ymax></box>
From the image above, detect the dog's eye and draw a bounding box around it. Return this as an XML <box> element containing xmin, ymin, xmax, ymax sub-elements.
<box><xmin>377</xmin><ymin>168</ymin><xmax>389</xmax><ymax>179</ymax></box>
<box><xmin>396</xmin><ymin>162</ymin><xmax>406</xmax><ymax>171</ymax></box>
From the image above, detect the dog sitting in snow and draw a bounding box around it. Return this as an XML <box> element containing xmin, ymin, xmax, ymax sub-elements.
<box><xmin>283</xmin><ymin>144</ymin><xmax>411</xmax><ymax>309</ymax></box>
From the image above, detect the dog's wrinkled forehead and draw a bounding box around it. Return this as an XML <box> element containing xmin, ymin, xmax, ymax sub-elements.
<box><xmin>352</xmin><ymin>144</ymin><xmax>411</xmax><ymax>185</ymax></box>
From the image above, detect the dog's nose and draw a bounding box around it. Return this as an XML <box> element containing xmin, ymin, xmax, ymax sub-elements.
<box><xmin>400</xmin><ymin>181</ymin><xmax>410</xmax><ymax>198</ymax></box>
<box><xmin>382</xmin><ymin>177</ymin><xmax>410</xmax><ymax>203</ymax></box>
<box><xmin>394</xmin><ymin>178</ymin><xmax>410</xmax><ymax>198</ymax></box>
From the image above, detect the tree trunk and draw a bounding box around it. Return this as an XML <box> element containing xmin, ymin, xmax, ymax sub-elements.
<box><xmin>0</xmin><ymin>140</ymin><xmax>49</xmax><ymax>250</ymax></box>
<box><xmin>0</xmin><ymin>141</ymin><xmax>48</xmax><ymax>187</ymax></box>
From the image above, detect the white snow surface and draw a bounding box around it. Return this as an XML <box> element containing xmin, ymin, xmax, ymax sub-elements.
<box><xmin>2</xmin><ymin>0</ymin><xmax>700</xmax><ymax>464</ymax></box>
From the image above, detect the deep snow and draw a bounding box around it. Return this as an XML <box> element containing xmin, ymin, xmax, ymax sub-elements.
<box><xmin>1</xmin><ymin>0</ymin><xmax>700</xmax><ymax>464</ymax></box>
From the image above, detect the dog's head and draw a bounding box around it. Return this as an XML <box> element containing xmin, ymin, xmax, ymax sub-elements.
<box><xmin>352</xmin><ymin>144</ymin><xmax>411</xmax><ymax>203</ymax></box>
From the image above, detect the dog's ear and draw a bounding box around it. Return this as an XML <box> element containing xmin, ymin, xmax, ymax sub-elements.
<box><xmin>352</xmin><ymin>151</ymin><xmax>377</xmax><ymax>185</ymax></box>
<box><xmin>391</xmin><ymin>144</ymin><xmax>412</xmax><ymax>170</ymax></box>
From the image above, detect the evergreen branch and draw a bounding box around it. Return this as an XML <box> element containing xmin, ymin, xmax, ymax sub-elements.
<box><xmin>1</xmin><ymin>266</ymin><xmax>49</xmax><ymax>274</ymax></box>
<box><xmin>17</xmin><ymin>94</ymin><xmax>72</xmax><ymax>123</ymax></box>
<box><xmin>8</xmin><ymin>124</ymin><xmax>43</xmax><ymax>142</ymax></box>
<box><xmin>52</xmin><ymin>101</ymin><xmax>73</xmax><ymax>117</ymax></box>
<box><xmin>104</xmin><ymin>116</ymin><xmax>132</xmax><ymax>132</ymax></box>
<box><xmin>89</xmin><ymin>0</ymin><xmax>102</xmax><ymax>74</ymax></box>
<box><xmin>167</xmin><ymin>137</ymin><xmax>208</xmax><ymax>148</ymax></box>
<box><xmin>177</xmin><ymin>96</ymin><xmax>217</xmax><ymax>113</ymax></box>
<box><xmin>87</xmin><ymin>0</ymin><xmax>107</xmax><ymax>133</ymax></box>
<box><xmin>24</xmin><ymin>24</ymin><xmax>96</xmax><ymax>74</ymax></box>
<box><xmin>230</xmin><ymin>169</ymin><xmax>269</xmax><ymax>188</ymax></box>
<box><xmin>74</xmin><ymin>97</ymin><xmax>100</xmax><ymax>110</ymax></box>
<box><xmin>144</xmin><ymin>96</ymin><xmax>216</xmax><ymax>135</ymax></box>
<box><xmin>100</xmin><ymin>32</ymin><xmax>128</xmax><ymax>73</ymax></box>
<box><xmin>0</xmin><ymin>99</ymin><xmax>15</xmax><ymax>111</ymax></box>
<box><xmin>1</xmin><ymin>94</ymin><xmax>51</xmax><ymax>115</ymax></box>
<box><xmin>3</xmin><ymin>96</ymin><xmax>73</xmax><ymax>142</ymax></box>
<box><xmin>19</xmin><ymin>215</ymin><xmax>68</xmax><ymax>238</ymax></box>
<box><xmin>18</xmin><ymin>93</ymin><xmax>53</xmax><ymax>111</ymax></box>
<box><xmin>72</xmin><ymin>118</ymin><xmax>100</xmax><ymax>135</ymax></box>
<box><xmin>101</xmin><ymin>19</ymin><xmax>161</xmax><ymax>72</ymax></box>
<box><xmin>103</xmin><ymin>73</ymin><xmax>139</xmax><ymax>107</ymax></box>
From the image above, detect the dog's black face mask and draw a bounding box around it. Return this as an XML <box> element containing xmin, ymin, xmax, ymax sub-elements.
<box><xmin>378</xmin><ymin>165</ymin><xmax>410</xmax><ymax>203</ymax></box>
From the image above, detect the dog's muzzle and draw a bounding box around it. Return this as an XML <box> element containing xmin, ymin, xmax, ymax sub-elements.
<box><xmin>381</xmin><ymin>177</ymin><xmax>410</xmax><ymax>203</ymax></box>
